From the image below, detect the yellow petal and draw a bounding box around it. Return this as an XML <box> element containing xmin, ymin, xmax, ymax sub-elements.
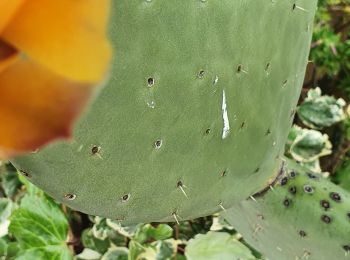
<box><xmin>0</xmin><ymin>0</ymin><xmax>25</xmax><ymax>33</ymax></box>
<box><xmin>0</xmin><ymin>59</ymin><xmax>94</xmax><ymax>158</ymax></box>
<box><xmin>2</xmin><ymin>0</ymin><xmax>112</xmax><ymax>83</ymax></box>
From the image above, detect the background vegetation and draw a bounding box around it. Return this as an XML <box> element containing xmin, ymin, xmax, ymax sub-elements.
<box><xmin>0</xmin><ymin>1</ymin><xmax>350</xmax><ymax>259</ymax></box>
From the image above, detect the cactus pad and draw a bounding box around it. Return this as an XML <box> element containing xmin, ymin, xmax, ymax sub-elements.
<box><xmin>11</xmin><ymin>0</ymin><xmax>317</xmax><ymax>224</ymax></box>
<box><xmin>224</xmin><ymin>158</ymin><xmax>350</xmax><ymax>260</ymax></box>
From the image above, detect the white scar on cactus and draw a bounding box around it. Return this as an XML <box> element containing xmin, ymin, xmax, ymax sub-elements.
<box><xmin>221</xmin><ymin>90</ymin><xmax>230</xmax><ymax>139</ymax></box>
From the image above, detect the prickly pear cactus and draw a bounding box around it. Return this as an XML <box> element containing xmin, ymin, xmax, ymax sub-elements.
<box><xmin>224</xmin><ymin>158</ymin><xmax>350</xmax><ymax>260</ymax></box>
<box><xmin>11</xmin><ymin>0</ymin><xmax>317</xmax><ymax>224</ymax></box>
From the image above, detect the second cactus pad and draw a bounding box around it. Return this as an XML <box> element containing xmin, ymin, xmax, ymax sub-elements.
<box><xmin>11</xmin><ymin>0</ymin><xmax>317</xmax><ymax>224</ymax></box>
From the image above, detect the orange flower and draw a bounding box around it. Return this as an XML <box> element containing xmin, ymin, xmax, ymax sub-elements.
<box><xmin>0</xmin><ymin>0</ymin><xmax>112</xmax><ymax>158</ymax></box>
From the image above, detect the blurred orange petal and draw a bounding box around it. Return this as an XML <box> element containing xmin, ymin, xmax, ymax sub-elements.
<box><xmin>0</xmin><ymin>39</ymin><xmax>19</xmax><ymax>73</ymax></box>
<box><xmin>0</xmin><ymin>60</ymin><xmax>93</xmax><ymax>158</ymax></box>
<box><xmin>2</xmin><ymin>0</ymin><xmax>112</xmax><ymax>83</ymax></box>
<box><xmin>0</xmin><ymin>0</ymin><xmax>25</xmax><ymax>33</ymax></box>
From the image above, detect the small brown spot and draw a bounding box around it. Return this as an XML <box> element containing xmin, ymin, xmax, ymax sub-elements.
<box><xmin>280</xmin><ymin>177</ymin><xmax>288</xmax><ymax>186</ymax></box>
<box><xmin>198</xmin><ymin>70</ymin><xmax>205</xmax><ymax>79</ymax></box>
<box><xmin>147</xmin><ymin>77</ymin><xmax>155</xmax><ymax>87</ymax></box>
<box><xmin>257</xmin><ymin>214</ymin><xmax>264</xmax><ymax>220</ymax></box>
<box><xmin>237</xmin><ymin>65</ymin><xmax>242</xmax><ymax>73</ymax></box>
<box><xmin>240</xmin><ymin>121</ymin><xmax>246</xmax><ymax>129</ymax></box>
<box><xmin>303</xmin><ymin>185</ymin><xmax>314</xmax><ymax>194</ymax></box>
<box><xmin>265</xmin><ymin>128</ymin><xmax>271</xmax><ymax>136</ymax></box>
<box><xmin>307</xmin><ymin>172</ymin><xmax>318</xmax><ymax>179</ymax></box>
<box><xmin>298</xmin><ymin>230</ymin><xmax>307</xmax><ymax>237</ymax></box>
<box><xmin>343</xmin><ymin>245</ymin><xmax>350</xmax><ymax>253</ymax></box>
<box><xmin>221</xmin><ymin>170</ymin><xmax>227</xmax><ymax>177</ymax></box>
<box><xmin>321</xmin><ymin>214</ymin><xmax>332</xmax><ymax>224</ymax></box>
<box><xmin>19</xmin><ymin>170</ymin><xmax>31</xmax><ymax>178</ymax></box>
<box><xmin>288</xmin><ymin>186</ymin><xmax>297</xmax><ymax>195</ymax></box>
<box><xmin>121</xmin><ymin>194</ymin><xmax>130</xmax><ymax>202</ymax></box>
<box><xmin>154</xmin><ymin>140</ymin><xmax>162</xmax><ymax>149</ymax></box>
<box><xmin>320</xmin><ymin>200</ymin><xmax>330</xmax><ymax>210</ymax></box>
<box><xmin>91</xmin><ymin>145</ymin><xmax>100</xmax><ymax>154</ymax></box>
<box><xmin>64</xmin><ymin>193</ymin><xmax>76</xmax><ymax>201</ymax></box>
<box><xmin>289</xmin><ymin>171</ymin><xmax>296</xmax><ymax>178</ymax></box>
<box><xmin>330</xmin><ymin>192</ymin><xmax>341</xmax><ymax>202</ymax></box>
<box><xmin>283</xmin><ymin>198</ymin><xmax>291</xmax><ymax>207</ymax></box>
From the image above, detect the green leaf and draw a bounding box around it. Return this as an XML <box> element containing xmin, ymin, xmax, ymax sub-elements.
<box><xmin>81</xmin><ymin>228</ymin><xmax>110</xmax><ymax>254</ymax></box>
<box><xmin>18</xmin><ymin>174</ymin><xmax>44</xmax><ymax>197</ymax></box>
<box><xmin>9</xmin><ymin>195</ymin><xmax>72</xmax><ymax>260</ymax></box>
<box><xmin>297</xmin><ymin>87</ymin><xmax>346</xmax><ymax>129</ymax></box>
<box><xmin>185</xmin><ymin>231</ymin><xmax>256</xmax><ymax>260</ymax></box>
<box><xmin>76</xmin><ymin>248</ymin><xmax>102</xmax><ymax>260</ymax></box>
<box><xmin>134</xmin><ymin>224</ymin><xmax>173</xmax><ymax>244</ymax></box>
<box><xmin>287</xmin><ymin>126</ymin><xmax>332</xmax><ymax>163</ymax></box>
<box><xmin>106</xmin><ymin>219</ymin><xmax>140</xmax><ymax>238</ymax></box>
<box><xmin>6</xmin><ymin>242</ymin><xmax>20</xmax><ymax>258</ymax></box>
<box><xmin>153</xmin><ymin>241</ymin><xmax>174</xmax><ymax>260</ymax></box>
<box><xmin>1</xmin><ymin>164</ymin><xmax>21</xmax><ymax>198</ymax></box>
<box><xmin>0</xmin><ymin>238</ymin><xmax>7</xmax><ymax>257</ymax></box>
<box><xmin>148</xmin><ymin>224</ymin><xmax>173</xmax><ymax>241</ymax></box>
<box><xmin>101</xmin><ymin>247</ymin><xmax>128</xmax><ymax>260</ymax></box>
<box><xmin>129</xmin><ymin>240</ymin><xmax>145</xmax><ymax>260</ymax></box>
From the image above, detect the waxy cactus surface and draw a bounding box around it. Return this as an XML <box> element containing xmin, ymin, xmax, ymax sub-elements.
<box><xmin>224</xmin><ymin>158</ymin><xmax>350</xmax><ymax>260</ymax></box>
<box><xmin>11</xmin><ymin>0</ymin><xmax>317</xmax><ymax>225</ymax></box>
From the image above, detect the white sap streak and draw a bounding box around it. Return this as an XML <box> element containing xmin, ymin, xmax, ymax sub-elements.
<box><xmin>222</xmin><ymin>90</ymin><xmax>230</xmax><ymax>139</ymax></box>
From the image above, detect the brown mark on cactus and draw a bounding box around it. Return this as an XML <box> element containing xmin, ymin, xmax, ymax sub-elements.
<box><xmin>177</xmin><ymin>180</ymin><xmax>188</xmax><ymax>198</ymax></box>
<box><xmin>147</xmin><ymin>77</ymin><xmax>155</xmax><ymax>87</ymax></box>
<box><xmin>289</xmin><ymin>186</ymin><xmax>297</xmax><ymax>195</ymax></box>
<box><xmin>121</xmin><ymin>193</ymin><xmax>130</xmax><ymax>203</ymax></box>
<box><xmin>221</xmin><ymin>170</ymin><xmax>227</xmax><ymax>177</ymax></box>
<box><xmin>330</xmin><ymin>192</ymin><xmax>341</xmax><ymax>202</ymax></box>
<box><xmin>321</xmin><ymin>214</ymin><xmax>332</xmax><ymax>224</ymax></box>
<box><xmin>239</xmin><ymin>121</ymin><xmax>246</xmax><ymax>130</ymax></box>
<box><xmin>283</xmin><ymin>198</ymin><xmax>291</xmax><ymax>207</ymax></box>
<box><xmin>298</xmin><ymin>230</ymin><xmax>307</xmax><ymax>237</ymax></box>
<box><xmin>91</xmin><ymin>145</ymin><xmax>101</xmax><ymax>155</ymax></box>
<box><xmin>19</xmin><ymin>169</ymin><xmax>31</xmax><ymax>178</ymax></box>
<box><xmin>320</xmin><ymin>200</ymin><xmax>330</xmax><ymax>210</ymax></box>
<box><xmin>289</xmin><ymin>170</ymin><xmax>297</xmax><ymax>178</ymax></box>
<box><xmin>343</xmin><ymin>245</ymin><xmax>350</xmax><ymax>253</ymax></box>
<box><xmin>64</xmin><ymin>193</ymin><xmax>76</xmax><ymax>201</ymax></box>
<box><xmin>197</xmin><ymin>70</ymin><xmax>205</xmax><ymax>79</ymax></box>
<box><xmin>303</xmin><ymin>185</ymin><xmax>314</xmax><ymax>194</ymax></box>
<box><xmin>280</xmin><ymin>177</ymin><xmax>288</xmax><ymax>186</ymax></box>
<box><xmin>307</xmin><ymin>172</ymin><xmax>318</xmax><ymax>180</ymax></box>
<box><xmin>154</xmin><ymin>139</ymin><xmax>162</xmax><ymax>149</ymax></box>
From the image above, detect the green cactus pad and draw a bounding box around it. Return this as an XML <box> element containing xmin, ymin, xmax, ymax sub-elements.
<box><xmin>224</xmin><ymin>158</ymin><xmax>350</xmax><ymax>260</ymax></box>
<box><xmin>11</xmin><ymin>0</ymin><xmax>317</xmax><ymax>224</ymax></box>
